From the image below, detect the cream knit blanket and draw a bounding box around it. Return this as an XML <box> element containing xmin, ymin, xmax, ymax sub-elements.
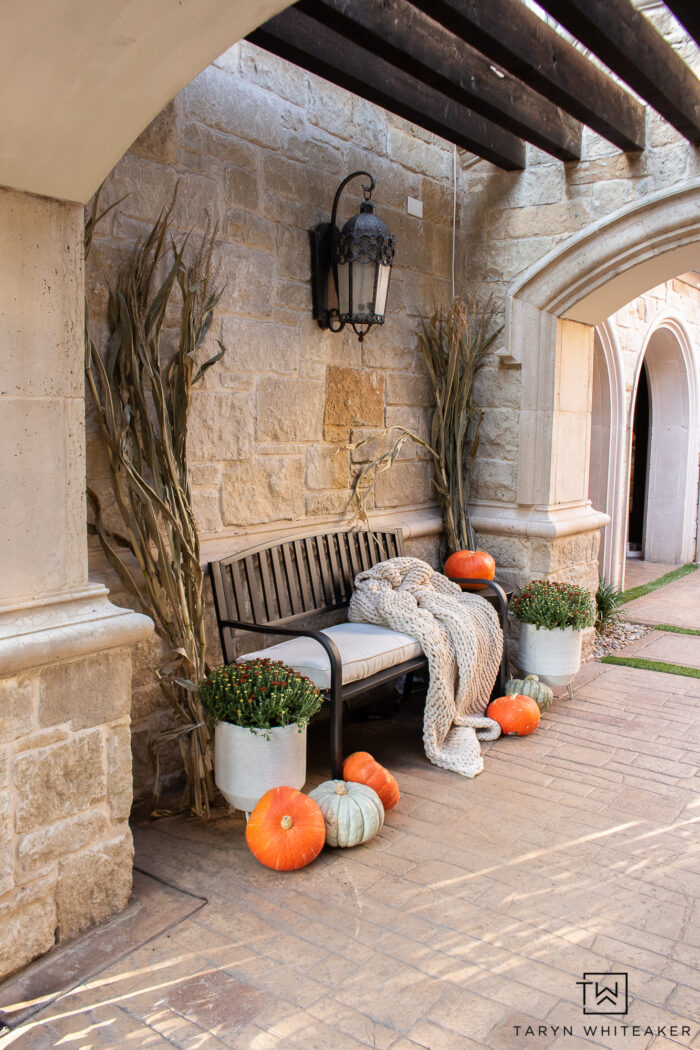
<box><xmin>348</xmin><ymin>557</ymin><xmax>502</xmax><ymax>777</ymax></box>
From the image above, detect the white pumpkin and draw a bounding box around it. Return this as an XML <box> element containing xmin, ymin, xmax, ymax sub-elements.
<box><xmin>308</xmin><ymin>780</ymin><xmax>384</xmax><ymax>847</ymax></box>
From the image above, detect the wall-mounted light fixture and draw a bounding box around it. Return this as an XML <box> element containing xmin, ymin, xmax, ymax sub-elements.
<box><xmin>310</xmin><ymin>170</ymin><xmax>396</xmax><ymax>342</ymax></box>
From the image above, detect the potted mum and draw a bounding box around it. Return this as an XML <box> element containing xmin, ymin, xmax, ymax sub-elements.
<box><xmin>199</xmin><ymin>659</ymin><xmax>323</xmax><ymax>815</ymax></box>
<box><xmin>511</xmin><ymin>579</ymin><xmax>595</xmax><ymax>690</ymax></box>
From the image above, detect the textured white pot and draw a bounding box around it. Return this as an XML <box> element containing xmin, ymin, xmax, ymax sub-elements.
<box><xmin>517</xmin><ymin>623</ymin><xmax>583</xmax><ymax>688</ymax></box>
<box><xmin>214</xmin><ymin>721</ymin><xmax>307</xmax><ymax>813</ymax></box>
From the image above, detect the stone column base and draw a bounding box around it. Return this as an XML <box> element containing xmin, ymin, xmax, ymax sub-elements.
<box><xmin>0</xmin><ymin>586</ymin><xmax>152</xmax><ymax>979</ymax></box>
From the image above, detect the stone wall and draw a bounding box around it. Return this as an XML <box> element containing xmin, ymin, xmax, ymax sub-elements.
<box><xmin>0</xmin><ymin>648</ymin><xmax>134</xmax><ymax>979</ymax></box>
<box><xmin>87</xmin><ymin>41</ymin><xmax>456</xmax><ymax>796</ymax></box>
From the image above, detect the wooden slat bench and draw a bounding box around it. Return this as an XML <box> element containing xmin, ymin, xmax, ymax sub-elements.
<box><xmin>209</xmin><ymin>527</ymin><xmax>508</xmax><ymax>778</ymax></box>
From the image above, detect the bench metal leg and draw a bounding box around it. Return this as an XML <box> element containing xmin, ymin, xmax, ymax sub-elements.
<box><xmin>403</xmin><ymin>671</ymin><xmax>414</xmax><ymax>701</ymax></box>
<box><xmin>330</xmin><ymin>665</ymin><xmax>343</xmax><ymax>780</ymax></box>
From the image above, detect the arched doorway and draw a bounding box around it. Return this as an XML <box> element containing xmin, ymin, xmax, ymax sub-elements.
<box><xmin>631</xmin><ymin>319</ymin><xmax>697</xmax><ymax>564</ymax></box>
<box><xmin>589</xmin><ymin>322</ymin><xmax>626</xmax><ymax>588</ymax></box>
<box><xmin>627</xmin><ymin>361</ymin><xmax>650</xmax><ymax>559</ymax></box>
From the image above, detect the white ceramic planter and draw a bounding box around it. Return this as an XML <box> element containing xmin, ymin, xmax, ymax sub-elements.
<box><xmin>517</xmin><ymin>623</ymin><xmax>582</xmax><ymax>688</ymax></box>
<box><xmin>214</xmin><ymin>721</ymin><xmax>307</xmax><ymax>814</ymax></box>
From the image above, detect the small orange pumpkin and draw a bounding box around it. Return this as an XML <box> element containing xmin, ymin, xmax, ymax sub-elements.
<box><xmin>342</xmin><ymin>751</ymin><xmax>400</xmax><ymax>810</ymax></box>
<box><xmin>245</xmin><ymin>786</ymin><xmax>325</xmax><ymax>871</ymax></box>
<box><xmin>444</xmin><ymin>549</ymin><xmax>496</xmax><ymax>591</ymax></box>
<box><xmin>487</xmin><ymin>694</ymin><xmax>541</xmax><ymax>736</ymax></box>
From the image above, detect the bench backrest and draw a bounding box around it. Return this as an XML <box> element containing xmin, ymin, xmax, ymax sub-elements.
<box><xmin>209</xmin><ymin>527</ymin><xmax>405</xmax><ymax>664</ymax></box>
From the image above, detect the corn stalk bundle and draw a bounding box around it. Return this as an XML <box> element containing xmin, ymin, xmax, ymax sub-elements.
<box><xmin>352</xmin><ymin>297</ymin><xmax>501</xmax><ymax>554</ymax></box>
<box><xmin>85</xmin><ymin>194</ymin><xmax>225</xmax><ymax>817</ymax></box>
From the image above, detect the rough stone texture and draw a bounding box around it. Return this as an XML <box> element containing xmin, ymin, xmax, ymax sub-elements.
<box><xmin>39</xmin><ymin>649</ymin><xmax>131</xmax><ymax>730</ymax></box>
<box><xmin>0</xmin><ymin>645</ymin><xmax>136</xmax><ymax>978</ymax></box>
<box><xmin>256</xmin><ymin>377</ymin><xmax>325</xmax><ymax>443</ymax></box>
<box><xmin>17</xmin><ymin>809</ymin><xmax>109</xmax><ymax>879</ymax></box>
<box><xmin>324</xmin><ymin>367</ymin><xmax>385</xmax><ymax>429</ymax></box>
<box><xmin>108</xmin><ymin>724</ymin><xmax>134</xmax><ymax>822</ymax></box>
<box><xmin>0</xmin><ymin>893</ymin><xmax>57</xmax><ymax>980</ymax></box>
<box><xmin>0</xmin><ymin>675</ymin><xmax>35</xmax><ymax>742</ymax></box>
<box><xmin>220</xmin><ymin>456</ymin><xmax>305</xmax><ymax>526</ymax></box>
<box><xmin>14</xmin><ymin>731</ymin><xmax>106</xmax><ymax>833</ymax></box>
<box><xmin>56</xmin><ymin>833</ymin><xmax>133</xmax><ymax>940</ymax></box>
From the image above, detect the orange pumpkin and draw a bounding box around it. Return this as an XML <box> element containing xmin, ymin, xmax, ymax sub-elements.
<box><xmin>245</xmin><ymin>786</ymin><xmax>325</xmax><ymax>871</ymax></box>
<box><xmin>444</xmin><ymin>549</ymin><xmax>496</xmax><ymax>591</ymax></box>
<box><xmin>342</xmin><ymin>751</ymin><xmax>400</xmax><ymax>810</ymax></box>
<box><xmin>487</xmin><ymin>694</ymin><xmax>541</xmax><ymax>736</ymax></box>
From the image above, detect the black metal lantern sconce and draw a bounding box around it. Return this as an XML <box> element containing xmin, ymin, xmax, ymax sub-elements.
<box><xmin>310</xmin><ymin>171</ymin><xmax>396</xmax><ymax>342</ymax></box>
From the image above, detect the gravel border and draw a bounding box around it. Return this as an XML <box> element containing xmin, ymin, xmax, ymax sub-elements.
<box><xmin>593</xmin><ymin>619</ymin><xmax>654</xmax><ymax>659</ymax></box>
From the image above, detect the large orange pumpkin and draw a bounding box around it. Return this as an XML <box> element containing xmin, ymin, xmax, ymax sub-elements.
<box><xmin>245</xmin><ymin>786</ymin><xmax>325</xmax><ymax>871</ymax></box>
<box><xmin>444</xmin><ymin>549</ymin><xmax>496</xmax><ymax>591</ymax></box>
<box><xmin>487</xmin><ymin>694</ymin><xmax>541</xmax><ymax>736</ymax></box>
<box><xmin>342</xmin><ymin>752</ymin><xmax>400</xmax><ymax>809</ymax></box>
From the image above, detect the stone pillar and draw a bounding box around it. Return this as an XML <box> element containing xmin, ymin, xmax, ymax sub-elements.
<box><xmin>472</xmin><ymin>313</ymin><xmax>608</xmax><ymax>603</ymax></box>
<box><xmin>0</xmin><ymin>186</ymin><xmax>152</xmax><ymax>978</ymax></box>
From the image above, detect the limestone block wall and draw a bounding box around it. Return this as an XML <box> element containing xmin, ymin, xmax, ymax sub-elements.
<box><xmin>0</xmin><ymin>648</ymin><xmax>134</xmax><ymax>979</ymax></box>
<box><xmin>86</xmin><ymin>41</ymin><xmax>458</xmax><ymax>796</ymax></box>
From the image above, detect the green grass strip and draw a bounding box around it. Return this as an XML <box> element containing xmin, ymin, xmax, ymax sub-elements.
<box><xmin>600</xmin><ymin>655</ymin><xmax>700</xmax><ymax>678</ymax></box>
<box><xmin>655</xmin><ymin>623</ymin><xmax>700</xmax><ymax>637</ymax></box>
<box><xmin>619</xmin><ymin>562</ymin><xmax>698</xmax><ymax>604</ymax></box>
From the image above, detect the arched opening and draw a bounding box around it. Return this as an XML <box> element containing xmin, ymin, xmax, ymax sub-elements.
<box><xmin>633</xmin><ymin>321</ymin><xmax>696</xmax><ymax>564</ymax></box>
<box><xmin>627</xmin><ymin>361</ymin><xmax>650</xmax><ymax>558</ymax></box>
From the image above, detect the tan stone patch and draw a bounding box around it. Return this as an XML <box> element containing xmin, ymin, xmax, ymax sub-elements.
<box><xmin>324</xmin><ymin>367</ymin><xmax>385</xmax><ymax>428</ymax></box>
<box><xmin>56</xmin><ymin>833</ymin><xmax>133</xmax><ymax>940</ymax></box>
<box><xmin>107</xmin><ymin>725</ymin><xmax>133</xmax><ymax>822</ymax></box>
<box><xmin>14</xmin><ymin>731</ymin><xmax>107</xmax><ymax>833</ymax></box>
<box><xmin>256</xmin><ymin>377</ymin><xmax>324</xmax><ymax>443</ymax></box>
<box><xmin>0</xmin><ymin>674</ymin><xmax>35</xmax><ymax>743</ymax></box>
<box><xmin>188</xmin><ymin>391</ymin><xmax>253</xmax><ymax>462</ymax></box>
<box><xmin>221</xmin><ymin>456</ymin><xmax>304</xmax><ymax>527</ymax></box>
<box><xmin>18</xmin><ymin>808</ymin><xmax>109</xmax><ymax>879</ymax></box>
<box><xmin>0</xmin><ymin>895</ymin><xmax>56</xmax><ymax>981</ymax></box>
<box><xmin>305</xmin><ymin>445</ymin><xmax>349</xmax><ymax>490</ymax></box>
<box><xmin>39</xmin><ymin>650</ymin><xmax>131</xmax><ymax>731</ymax></box>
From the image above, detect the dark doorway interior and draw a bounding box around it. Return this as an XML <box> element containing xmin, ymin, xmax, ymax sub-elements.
<box><xmin>628</xmin><ymin>362</ymin><xmax>650</xmax><ymax>554</ymax></box>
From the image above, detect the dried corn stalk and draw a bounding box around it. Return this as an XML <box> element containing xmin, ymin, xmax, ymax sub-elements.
<box><xmin>85</xmin><ymin>193</ymin><xmax>225</xmax><ymax>817</ymax></box>
<box><xmin>352</xmin><ymin>296</ymin><xmax>501</xmax><ymax>554</ymax></box>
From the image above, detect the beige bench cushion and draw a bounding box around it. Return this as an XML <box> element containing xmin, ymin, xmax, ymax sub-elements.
<box><xmin>237</xmin><ymin>622</ymin><xmax>422</xmax><ymax>690</ymax></box>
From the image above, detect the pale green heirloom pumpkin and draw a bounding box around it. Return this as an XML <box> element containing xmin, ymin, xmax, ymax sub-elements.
<box><xmin>308</xmin><ymin>780</ymin><xmax>384</xmax><ymax>847</ymax></box>
<box><xmin>504</xmin><ymin>673</ymin><xmax>554</xmax><ymax>712</ymax></box>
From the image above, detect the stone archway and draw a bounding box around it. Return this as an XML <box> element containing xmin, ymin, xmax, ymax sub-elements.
<box><xmin>589</xmin><ymin>322</ymin><xmax>627</xmax><ymax>589</ymax></box>
<box><xmin>632</xmin><ymin>314</ymin><xmax>697</xmax><ymax>565</ymax></box>
<box><xmin>470</xmin><ymin>180</ymin><xmax>700</xmax><ymax>594</ymax></box>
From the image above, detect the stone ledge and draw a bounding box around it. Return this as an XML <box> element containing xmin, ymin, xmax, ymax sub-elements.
<box><xmin>0</xmin><ymin>586</ymin><xmax>153</xmax><ymax>677</ymax></box>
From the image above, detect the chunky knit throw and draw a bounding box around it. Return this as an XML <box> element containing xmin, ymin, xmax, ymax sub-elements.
<box><xmin>348</xmin><ymin>557</ymin><xmax>502</xmax><ymax>777</ymax></box>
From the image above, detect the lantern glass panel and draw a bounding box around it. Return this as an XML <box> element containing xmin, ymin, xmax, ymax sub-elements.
<box><xmin>337</xmin><ymin>260</ymin><xmax>350</xmax><ymax>316</ymax></box>
<box><xmin>374</xmin><ymin>262</ymin><xmax>391</xmax><ymax>316</ymax></box>
<box><xmin>353</xmin><ymin>260</ymin><xmax>376</xmax><ymax>317</ymax></box>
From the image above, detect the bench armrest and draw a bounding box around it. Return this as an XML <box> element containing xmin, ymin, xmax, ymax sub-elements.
<box><xmin>218</xmin><ymin>619</ymin><xmax>343</xmax><ymax>689</ymax></box>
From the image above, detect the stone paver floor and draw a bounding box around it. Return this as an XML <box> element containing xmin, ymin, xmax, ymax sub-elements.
<box><xmin>2</xmin><ymin>572</ymin><xmax>699</xmax><ymax>1050</ymax></box>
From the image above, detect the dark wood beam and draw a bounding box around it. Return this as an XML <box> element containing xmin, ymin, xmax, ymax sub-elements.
<box><xmin>248</xmin><ymin>7</ymin><xmax>526</xmax><ymax>170</ymax></box>
<box><xmin>537</xmin><ymin>0</ymin><xmax>700</xmax><ymax>142</ymax></box>
<box><xmin>295</xmin><ymin>0</ymin><xmax>582</xmax><ymax>161</ymax></box>
<box><xmin>407</xmin><ymin>0</ymin><xmax>645</xmax><ymax>152</ymax></box>
<box><xmin>663</xmin><ymin>0</ymin><xmax>700</xmax><ymax>47</ymax></box>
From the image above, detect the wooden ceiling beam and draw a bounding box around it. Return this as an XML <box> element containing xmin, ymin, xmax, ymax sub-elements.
<box><xmin>662</xmin><ymin>0</ymin><xmax>700</xmax><ymax>48</ymax></box>
<box><xmin>537</xmin><ymin>0</ymin><xmax>700</xmax><ymax>142</ymax></box>
<box><xmin>247</xmin><ymin>7</ymin><xmax>526</xmax><ymax>170</ymax></box>
<box><xmin>295</xmin><ymin>0</ymin><xmax>582</xmax><ymax>161</ymax></box>
<box><xmin>407</xmin><ymin>0</ymin><xmax>645</xmax><ymax>152</ymax></box>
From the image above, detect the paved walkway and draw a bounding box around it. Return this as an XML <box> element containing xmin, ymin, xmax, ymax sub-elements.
<box><xmin>2</xmin><ymin>573</ymin><xmax>699</xmax><ymax>1050</ymax></box>
<box><xmin>622</xmin><ymin>563</ymin><xmax>700</xmax><ymax>630</ymax></box>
